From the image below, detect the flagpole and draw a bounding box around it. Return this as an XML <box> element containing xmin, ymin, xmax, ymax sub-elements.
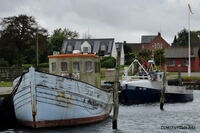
<box><xmin>188</xmin><ymin>4</ymin><xmax>191</xmax><ymax>77</ymax></box>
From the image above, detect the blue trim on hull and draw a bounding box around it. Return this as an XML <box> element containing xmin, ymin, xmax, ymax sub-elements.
<box><xmin>119</xmin><ymin>86</ymin><xmax>193</xmax><ymax>104</ymax></box>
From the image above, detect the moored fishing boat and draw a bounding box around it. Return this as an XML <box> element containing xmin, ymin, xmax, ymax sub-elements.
<box><xmin>119</xmin><ymin>59</ymin><xmax>193</xmax><ymax>104</ymax></box>
<box><xmin>13</xmin><ymin>54</ymin><xmax>112</xmax><ymax>128</ymax></box>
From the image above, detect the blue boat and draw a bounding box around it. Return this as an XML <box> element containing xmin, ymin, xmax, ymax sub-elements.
<box><xmin>119</xmin><ymin>59</ymin><xmax>193</xmax><ymax>104</ymax></box>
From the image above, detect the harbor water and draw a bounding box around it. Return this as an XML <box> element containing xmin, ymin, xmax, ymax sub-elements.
<box><xmin>1</xmin><ymin>91</ymin><xmax>200</xmax><ymax>133</ymax></box>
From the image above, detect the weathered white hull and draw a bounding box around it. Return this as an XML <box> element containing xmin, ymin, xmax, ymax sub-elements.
<box><xmin>13</xmin><ymin>68</ymin><xmax>112</xmax><ymax>128</ymax></box>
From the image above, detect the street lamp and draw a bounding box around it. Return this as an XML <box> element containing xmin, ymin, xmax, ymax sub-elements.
<box><xmin>33</xmin><ymin>25</ymin><xmax>47</xmax><ymax>67</ymax></box>
<box><xmin>35</xmin><ymin>29</ymin><xmax>43</xmax><ymax>67</ymax></box>
<box><xmin>36</xmin><ymin>31</ymin><xmax>39</xmax><ymax>67</ymax></box>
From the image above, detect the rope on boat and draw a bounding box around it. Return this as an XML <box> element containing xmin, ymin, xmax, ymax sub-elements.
<box><xmin>11</xmin><ymin>72</ymin><xmax>26</xmax><ymax>97</ymax></box>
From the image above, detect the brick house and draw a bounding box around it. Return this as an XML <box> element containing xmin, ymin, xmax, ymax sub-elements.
<box><xmin>141</xmin><ymin>32</ymin><xmax>170</xmax><ymax>49</ymax></box>
<box><xmin>124</xmin><ymin>32</ymin><xmax>170</xmax><ymax>53</ymax></box>
<box><xmin>165</xmin><ymin>46</ymin><xmax>200</xmax><ymax>72</ymax></box>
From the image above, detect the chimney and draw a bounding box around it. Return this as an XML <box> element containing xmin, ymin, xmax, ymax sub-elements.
<box><xmin>158</xmin><ymin>32</ymin><xmax>161</xmax><ymax>36</ymax></box>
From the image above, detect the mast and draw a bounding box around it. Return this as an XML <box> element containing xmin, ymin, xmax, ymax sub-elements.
<box><xmin>187</xmin><ymin>3</ymin><xmax>193</xmax><ymax>77</ymax></box>
<box><xmin>188</xmin><ymin>7</ymin><xmax>191</xmax><ymax>77</ymax></box>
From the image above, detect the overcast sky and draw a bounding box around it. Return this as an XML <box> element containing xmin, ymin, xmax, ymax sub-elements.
<box><xmin>0</xmin><ymin>0</ymin><xmax>199</xmax><ymax>44</ymax></box>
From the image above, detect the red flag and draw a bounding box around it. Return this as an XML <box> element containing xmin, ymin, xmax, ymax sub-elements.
<box><xmin>188</xmin><ymin>3</ymin><xmax>193</xmax><ymax>14</ymax></box>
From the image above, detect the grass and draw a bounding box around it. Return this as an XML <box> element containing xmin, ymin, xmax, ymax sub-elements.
<box><xmin>0</xmin><ymin>81</ymin><xmax>13</xmax><ymax>87</ymax></box>
<box><xmin>168</xmin><ymin>76</ymin><xmax>200</xmax><ymax>81</ymax></box>
<box><xmin>167</xmin><ymin>72</ymin><xmax>178</xmax><ymax>76</ymax></box>
<box><xmin>181</xmin><ymin>76</ymin><xmax>200</xmax><ymax>81</ymax></box>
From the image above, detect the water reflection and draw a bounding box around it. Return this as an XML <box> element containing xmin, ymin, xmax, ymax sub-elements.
<box><xmin>1</xmin><ymin>91</ymin><xmax>200</xmax><ymax>133</ymax></box>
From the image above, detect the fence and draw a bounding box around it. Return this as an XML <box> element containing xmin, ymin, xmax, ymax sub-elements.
<box><xmin>0</xmin><ymin>67</ymin><xmax>28</xmax><ymax>81</ymax></box>
<box><xmin>0</xmin><ymin>67</ymin><xmax>49</xmax><ymax>81</ymax></box>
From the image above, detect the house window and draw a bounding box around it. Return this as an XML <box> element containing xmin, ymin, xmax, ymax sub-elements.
<box><xmin>73</xmin><ymin>62</ymin><xmax>80</xmax><ymax>72</ymax></box>
<box><xmin>83</xmin><ymin>47</ymin><xmax>89</xmax><ymax>53</ymax></box>
<box><xmin>181</xmin><ymin>59</ymin><xmax>188</xmax><ymax>67</ymax></box>
<box><xmin>100</xmin><ymin>44</ymin><xmax>106</xmax><ymax>51</ymax></box>
<box><xmin>52</xmin><ymin>62</ymin><xmax>56</xmax><ymax>72</ymax></box>
<box><xmin>81</xmin><ymin>41</ymin><xmax>91</xmax><ymax>53</ymax></box>
<box><xmin>167</xmin><ymin>60</ymin><xmax>175</xmax><ymax>67</ymax></box>
<box><xmin>67</xmin><ymin>44</ymin><xmax>73</xmax><ymax>52</ymax></box>
<box><xmin>85</xmin><ymin>61</ymin><xmax>93</xmax><ymax>72</ymax></box>
<box><xmin>154</xmin><ymin>43</ymin><xmax>163</xmax><ymax>49</ymax></box>
<box><xmin>61</xmin><ymin>62</ymin><xmax>67</xmax><ymax>71</ymax></box>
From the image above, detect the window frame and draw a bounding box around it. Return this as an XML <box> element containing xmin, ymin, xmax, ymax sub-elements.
<box><xmin>51</xmin><ymin>62</ymin><xmax>56</xmax><ymax>72</ymax></box>
<box><xmin>181</xmin><ymin>59</ymin><xmax>188</xmax><ymax>67</ymax></box>
<box><xmin>167</xmin><ymin>60</ymin><xmax>175</xmax><ymax>67</ymax></box>
<box><xmin>73</xmin><ymin>62</ymin><xmax>80</xmax><ymax>72</ymax></box>
<box><xmin>83</xmin><ymin>47</ymin><xmax>89</xmax><ymax>53</ymax></box>
<box><xmin>61</xmin><ymin>62</ymin><xmax>68</xmax><ymax>72</ymax></box>
<box><xmin>85</xmin><ymin>61</ymin><xmax>93</xmax><ymax>72</ymax></box>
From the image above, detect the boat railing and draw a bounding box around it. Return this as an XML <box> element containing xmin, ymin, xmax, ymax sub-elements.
<box><xmin>122</xmin><ymin>75</ymin><xmax>150</xmax><ymax>81</ymax></box>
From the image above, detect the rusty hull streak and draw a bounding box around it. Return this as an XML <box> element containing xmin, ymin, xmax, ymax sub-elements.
<box><xmin>20</xmin><ymin>114</ymin><xmax>108</xmax><ymax>128</ymax></box>
<box><xmin>56</xmin><ymin>91</ymin><xmax>72</xmax><ymax>107</ymax></box>
<box><xmin>32</xmin><ymin>111</ymin><xmax>36</xmax><ymax>128</ymax></box>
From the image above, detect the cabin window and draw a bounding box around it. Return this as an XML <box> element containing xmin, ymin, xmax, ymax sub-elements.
<box><xmin>52</xmin><ymin>62</ymin><xmax>56</xmax><ymax>72</ymax></box>
<box><xmin>167</xmin><ymin>60</ymin><xmax>175</xmax><ymax>67</ymax></box>
<box><xmin>73</xmin><ymin>62</ymin><xmax>80</xmax><ymax>72</ymax></box>
<box><xmin>85</xmin><ymin>61</ymin><xmax>93</xmax><ymax>72</ymax></box>
<box><xmin>181</xmin><ymin>59</ymin><xmax>188</xmax><ymax>67</ymax></box>
<box><xmin>61</xmin><ymin>62</ymin><xmax>67</xmax><ymax>71</ymax></box>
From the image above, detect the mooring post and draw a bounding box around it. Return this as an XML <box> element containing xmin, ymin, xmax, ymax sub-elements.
<box><xmin>160</xmin><ymin>65</ymin><xmax>167</xmax><ymax>110</ymax></box>
<box><xmin>113</xmin><ymin>49</ymin><xmax>120</xmax><ymax>129</ymax></box>
<box><xmin>178</xmin><ymin>64</ymin><xmax>182</xmax><ymax>85</ymax></box>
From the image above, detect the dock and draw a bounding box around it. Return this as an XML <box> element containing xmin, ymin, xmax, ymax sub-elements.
<box><xmin>0</xmin><ymin>87</ymin><xmax>17</xmax><ymax>129</ymax></box>
<box><xmin>0</xmin><ymin>87</ymin><xmax>12</xmax><ymax>97</ymax></box>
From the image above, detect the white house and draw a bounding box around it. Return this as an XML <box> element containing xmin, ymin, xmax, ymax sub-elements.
<box><xmin>60</xmin><ymin>38</ymin><xmax>124</xmax><ymax>65</ymax></box>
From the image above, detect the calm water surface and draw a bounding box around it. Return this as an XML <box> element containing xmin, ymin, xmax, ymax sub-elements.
<box><xmin>2</xmin><ymin>91</ymin><xmax>200</xmax><ymax>133</ymax></box>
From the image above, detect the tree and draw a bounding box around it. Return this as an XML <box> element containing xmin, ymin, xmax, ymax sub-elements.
<box><xmin>125</xmin><ymin>52</ymin><xmax>136</xmax><ymax>65</ymax></box>
<box><xmin>48</xmin><ymin>28</ymin><xmax>79</xmax><ymax>53</ymax></box>
<box><xmin>133</xmin><ymin>49</ymin><xmax>165</xmax><ymax>67</ymax></box>
<box><xmin>0</xmin><ymin>14</ymin><xmax>48</xmax><ymax>66</ymax></box>
<box><xmin>172</xmin><ymin>29</ymin><xmax>200</xmax><ymax>46</ymax></box>
<box><xmin>153</xmin><ymin>49</ymin><xmax>165</xmax><ymax>66</ymax></box>
<box><xmin>100</xmin><ymin>56</ymin><xmax>116</xmax><ymax>68</ymax></box>
<box><xmin>173</xmin><ymin>35</ymin><xmax>177</xmax><ymax>44</ymax></box>
<box><xmin>137</xmin><ymin>49</ymin><xmax>153</xmax><ymax>61</ymax></box>
<box><xmin>172</xmin><ymin>29</ymin><xmax>188</xmax><ymax>46</ymax></box>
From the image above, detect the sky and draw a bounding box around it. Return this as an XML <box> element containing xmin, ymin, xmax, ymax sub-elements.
<box><xmin>0</xmin><ymin>0</ymin><xmax>199</xmax><ymax>44</ymax></box>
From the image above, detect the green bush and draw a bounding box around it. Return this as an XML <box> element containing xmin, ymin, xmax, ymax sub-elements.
<box><xmin>100</xmin><ymin>56</ymin><xmax>116</xmax><ymax>68</ymax></box>
<box><xmin>22</xmin><ymin>64</ymin><xmax>33</xmax><ymax>69</ymax></box>
<box><xmin>38</xmin><ymin>63</ymin><xmax>49</xmax><ymax>68</ymax></box>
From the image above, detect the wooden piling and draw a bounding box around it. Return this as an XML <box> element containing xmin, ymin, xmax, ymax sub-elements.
<box><xmin>112</xmin><ymin>49</ymin><xmax>120</xmax><ymax>129</ymax></box>
<box><xmin>178</xmin><ymin>64</ymin><xmax>182</xmax><ymax>85</ymax></box>
<box><xmin>160</xmin><ymin>65</ymin><xmax>166</xmax><ymax>110</ymax></box>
